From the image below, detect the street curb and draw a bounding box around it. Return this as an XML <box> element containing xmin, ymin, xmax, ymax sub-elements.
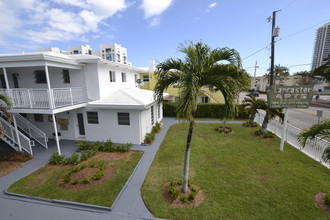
<box><xmin>3</xmin><ymin>190</ymin><xmax>112</xmax><ymax>213</ymax></box>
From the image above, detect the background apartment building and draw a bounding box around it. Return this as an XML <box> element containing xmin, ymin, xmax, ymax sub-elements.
<box><xmin>312</xmin><ymin>22</ymin><xmax>330</xmax><ymax>71</ymax></box>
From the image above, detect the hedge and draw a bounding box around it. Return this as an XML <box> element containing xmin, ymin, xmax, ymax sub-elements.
<box><xmin>163</xmin><ymin>102</ymin><xmax>248</xmax><ymax>119</ymax></box>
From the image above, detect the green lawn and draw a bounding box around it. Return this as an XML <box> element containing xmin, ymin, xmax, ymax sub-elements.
<box><xmin>8</xmin><ymin>151</ymin><xmax>142</xmax><ymax>207</ymax></box>
<box><xmin>142</xmin><ymin>123</ymin><xmax>330</xmax><ymax>220</ymax></box>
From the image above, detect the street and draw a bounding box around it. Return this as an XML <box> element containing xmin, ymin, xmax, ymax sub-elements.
<box><xmin>239</xmin><ymin>92</ymin><xmax>330</xmax><ymax>130</ymax></box>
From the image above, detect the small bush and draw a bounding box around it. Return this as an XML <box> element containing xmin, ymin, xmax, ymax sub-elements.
<box><xmin>71</xmin><ymin>179</ymin><xmax>79</xmax><ymax>185</ymax></box>
<box><xmin>177</xmin><ymin>179</ymin><xmax>183</xmax><ymax>185</ymax></box>
<box><xmin>189</xmin><ymin>191</ymin><xmax>197</xmax><ymax>201</ymax></box>
<box><xmin>152</xmin><ymin>122</ymin><xmax>161</xmax><ymax>133</ymax></box>
<box><xmin>325</xmin><ymin>194</ymin><xmax>330</xmax><ymax>206</ymax></box>
<box><xmin>67</xmin><ymin>153</ymin><xmax>80</xmax><ymax>165</ymax></box>
<box><xmin>82</xmin><ymin>177</ymin><xmax>90</xmax><ymax>184</ymax></box>
<box><xmin>169</xmin><ymin>185</ymin><xmax>179</xmax><ymax>200</ymax></box>
<box><xmin>255</xmin><ymin>129</ymin><xmax>275</xmax><ymax>138</ymax></box>
<box><xmin>191</xmin><ymin>186</ymin><xmax>199</xmax><ymax>192</ymax></box>
<box><xmin>144</xmin><ymin>132</ymin><xmax>155</xmax><ymax>144</ymax></box>
<box><xmin>170</xmin><ymin>180</ymin><xmax>177</xmax><ymax>187</ymax></box>
<box><xmin>49</xmin><ymin>152</ymin><xmax>65</xmax><ymax>165</ymax></box>
<box><xmin>180</xmin><ymin>195</ymin><xmax>189</xmax><ymax>203</ymax></box>
<box><xmin>242</xmin><ymin>121</ymin><xmax>258</xmax><ymax>127</ymax></box>
<box><xmin>215</xmin><ymin>125</ymin><xmax>233</xmax><ymax>134</ymax></box>
<box><xmin>63</xmin><ymin>173</ymin><xmax>71</xmax><ymax>183</ymax></box>
<box><xmin>92</xmin><ymin>141</ymin><xmax>103</xmax><ymax>151</ymax></box>
<box><xmin>99</xmin><ymin>139</ymin><xmax>114</xmax><ymax>152</ymax></box>
<box><xmin>80</xmin><ymin>151</ymin><xmax>89</xmax><ymax>162</ymax></box>
<box><xmin>78</xmin><ymin>140</ymin><xmax>92</xmax><ymax>150</ymax></box>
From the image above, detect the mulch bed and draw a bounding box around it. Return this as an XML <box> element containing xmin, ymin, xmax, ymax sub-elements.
<box><xmin>315</xmin><ymin>192</ymin><xmax>330</xmax><ymax>215</ymax></box>
<box><xmin>162</xmin><ymin>182</ymin><xmax>204</xmax><ymax>208</ymax></box>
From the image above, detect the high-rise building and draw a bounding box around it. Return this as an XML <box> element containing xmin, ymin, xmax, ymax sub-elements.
<box><xmin>312</xmin><ymin>22</ymin><xmax>330</xmax><ymax>70</ymax></box>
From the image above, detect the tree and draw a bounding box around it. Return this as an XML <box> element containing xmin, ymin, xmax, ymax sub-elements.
<box><xmin>258</xmin><ymin>100</ymin><xmax>284</xmax><ymax>134</ymax></box>
<box><xmin>313</xmin><ymin>54</ymin><xmax>330</xmax><ymax>81</ymax></box>
<box><xmin>154</xmin><ymin>41</ymin><xmax>249</xmax><ymax>193</ymax></box>
<box><xmin>0</xmin><ymin>94</ymin><xmax>12</xmax><ymax>137</ymax></box>
<box><xmin>267</xmin><ymin>64</ymin><xmax>290</xmax><ymax>85</ymax></box>
<box><xmin>242</xmin><ymin>94</ymin><xmax>264</xmax><ymax>125</ymax></box>
<box><xmin>294</xmin><ymin>71</ymin><xmax>321</xmax><ymax>86</ymax></box>
<box><xmin>297</xmin><ymin>120</ymin><xmax>330</xmax><ymax>163</ymax></box>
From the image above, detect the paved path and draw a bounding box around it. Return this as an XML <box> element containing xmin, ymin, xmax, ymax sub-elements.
<box><xmin>0</xmin><ymin>118</ymin><xmax>230</xmax><ymax>220</ymax></box>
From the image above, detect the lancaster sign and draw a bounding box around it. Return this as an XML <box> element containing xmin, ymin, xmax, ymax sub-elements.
<box><xmin>267</xmin><ymin>86</ymin><xmax>314</xmax><ymax>109</ymax></box>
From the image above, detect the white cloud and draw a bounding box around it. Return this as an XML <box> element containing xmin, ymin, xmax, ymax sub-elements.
<box><xmin>0</xmin><ymin>0</ymin><xmax>128</xmax><ymax>47</ymax></box>
<box><xmin>141</xmin><ymin>0</ymin><xmax>172</xmax><ymax>18</ymax></box>
<box><xmin>150</xmin><ymin>17</ymin><xmax>160</xmax><ymax>27</ymax></box>
<box><xmin>208</xmin><ymin>2</ymin><xmax>217</xmax><ymax>8</ymax></box>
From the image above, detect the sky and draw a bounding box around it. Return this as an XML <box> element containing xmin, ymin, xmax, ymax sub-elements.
<box><xmin>0</xmin><ymin>0</ymin><xmax>329</xmax><ymax>76</ymax></box>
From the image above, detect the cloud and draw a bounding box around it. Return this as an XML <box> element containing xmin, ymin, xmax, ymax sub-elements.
<box><xmin>150</xmin><ymin>17</ymin><xmax>161</xmax><ymax>27</ymax></box>
<box><xmin>141</xmin><ymin>0</ymin><xmax>172</xmax><ymax>18</ymax></box>
<box><xmin>208</xmin><ymin>2</ymin><xmax>217</xmax><ymax>8</ymax></box>
<box><xmin>0</xmin><ymin>0</ymin><xmax>128</xmax><ymax>48</ymax></box>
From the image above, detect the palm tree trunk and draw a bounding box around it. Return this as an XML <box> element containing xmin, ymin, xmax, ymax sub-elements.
<box><xmin>182</xmin><ymin>119</ymin><xmax>195</xmax><ymax>193</ymax></box>
<box><xmin>261</xmin><ymin>112</ymin><xmax>269</xmax><ymax>134</ymax></box>
<box><xmin>222</xmin><ymin>118</ymin><xmax>227</xmax><ymax>131</ymax></box>
<box><xmin>249</xmin><ymin>113</ymin><xmax>256</xmax><ymax>125</ymax></box>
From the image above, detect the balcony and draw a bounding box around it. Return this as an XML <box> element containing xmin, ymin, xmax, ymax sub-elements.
<box><xmin>0</xmin><ymin>87</ymin><xmax>87</xmax><ymax>110</ymax></box>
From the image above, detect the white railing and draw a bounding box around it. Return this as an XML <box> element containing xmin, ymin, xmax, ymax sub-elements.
<box><xmin>255</xmin><ymin>112</ymin><xmax>330</xmax><ymax>168</ymax></box>
<box><xmin>14</xmin><ymin>113</ymin><xmax>48</xmax><ymax>149</ymax></box>
<box><xmin>0</xmin><ymin>87</ymin><xmax>87</xmax><ymax>110</ymax></box>
<box><xmin>0</xmin><ymin>116</ymin><xmax>33</xmax><ymax>156</ymax></box>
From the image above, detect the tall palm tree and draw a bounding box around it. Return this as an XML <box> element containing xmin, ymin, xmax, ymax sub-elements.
<box><xmin>258</xmin><ymin>99</ymin><xmax>284</xmax><ymax>134</ymax></box>
<box><xmin>154</xmin><ymin>41</ymin><xmax>249</xmax><ymax>193</ymax></box>
<box><xmin>0</xmin><ymin>94</ymin><xmax>12</xmax><ymax>137</ymax></box>
<box><xmin>242</xmin><ymin>94</ymin><xmax>263</xmax><ymax>125</ymax></box>
<box><xmin>297</xmin><ymin>120</ymin><xmax>330</xmax><ymax>162</ymax></box>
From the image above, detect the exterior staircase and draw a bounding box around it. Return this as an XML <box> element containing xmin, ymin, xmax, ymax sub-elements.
<box><xmin>0</xmin><ymin>114</ymin><xmax>48</xmax><ymax>156</ymax></box>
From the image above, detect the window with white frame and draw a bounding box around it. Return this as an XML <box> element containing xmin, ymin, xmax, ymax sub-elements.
<box><xmin>201</xmin><ymin>96</ymin><xmax>209</xmax><ymax>103</ymax></box>
<box><xmin>109</xmin><ymin>71</ymin><xmax>116</xmax><ymax>82</ymax></box>
<box><xmin>157</xmin><ymin>103</ymin><xmax>161</xmax><ymax>119</ymax></box>
<box><xmin>87</xmin><ymin>112</ymin><xmax>99</xmax><ymax>124</ymax></box>
<box><xmin>62</xmin><ymin>69</ymin><xmax>70</xmax><ymax>84</ymax></box>
<box><xmin>121</xmin><ymin>72</ymin><xmax>126</xmax><ymax>82</ymax></box>
<box><xmin>118</xmin><ymin>112</ymin><xmax>130</xmax><ymax>125</ymax></box>
<box><xmin>143</xmin><ymin>75</ymin><xmax>149</xmax><ymax>82</ymax></box>
<box><xmin>151</xmin><ymin>106</ymin><xmax>154</xmax><ymax>125</ymax></box>
<box><xmin>34</xmin><ymin>70</ymin><xmax>46</xmax><ymax>84</ymax></box>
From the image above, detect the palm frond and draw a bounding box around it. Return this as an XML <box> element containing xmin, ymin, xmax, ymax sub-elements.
<box><xmin>297</xmin><ymin>120</ymin><xmax>330</xmax><ymax>147</ymax></box>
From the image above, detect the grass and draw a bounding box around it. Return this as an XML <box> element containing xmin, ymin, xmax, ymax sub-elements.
<box><xmin>7</xmin><ymin>151</ymin><xmax>142</xmax><ymax>207</ymax></box>
<box><xmin>142</xmin><ymin>123</ymin><xmax>330</xmax><ymax>220</ymax></box>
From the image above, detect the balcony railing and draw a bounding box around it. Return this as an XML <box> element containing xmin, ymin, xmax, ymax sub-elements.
<box><xmin>0</xmin><ymin>87</ymin><xmax>87</xmax><ymax>110</ymax></box>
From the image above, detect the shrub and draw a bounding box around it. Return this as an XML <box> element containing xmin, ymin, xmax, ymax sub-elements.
<box><xmin>63</xmin><ymin>173</ymin><xmax>71</xmax><ymax>183</ymax></box>
<box><xmin>144</xmin><ymin>132</ymin><xmax>155</xmax><ymax>144</ymax></box>
<box><xmin>255</xmin><ymin>129</ymin><xmax>275</xmax><ymax>138</ymax></box>
<box><xmin>92</xmin><ymin>141</ymin><xmax>103</xmax><ymax>151</ymax></box>
<box><xmin>100</xmin><ymin>139</ymin><xmax>114</xmax><ymax>152</ymax></box>
<box><xmin>82</xmin><ymin>177</ymin><xmax>90</xmax><ymax>184</ymax></box>
<box><xmin>80</xmin><ymin>151</ymin><xmax>89</xmax><ymax>162</ymax></box>
<box><xmin>180</xmin><ymin>195</ymin><xmax>189</xmax><ymax>203</ymax></box>
<box><xmin>78</xmin><ymin>140</ymin><xmax>92</xmax><ymax>150</ymax></box>
<box><xmin>189</xmin><ymin>191</ymin><xmax>197</xmax><ymax>201</ymax></box>
<box><xmin>215</xmin><ymin>125</ymin><xmax>233</xmax><ymax>134</ymax></box>
<box><xmin>177</xmin><ymin>179</ymin><xmax>183</xmax><ymax>185</ymax></box>
<box><xmin>242</xmin><ymin>121</ymin><xmax>258</xmax><ymax>127</ymax></box>
<box><xmin>115</xmin><ymin>143</ymin><xmax>132</xmax><ymax>152</ymax></box>
<box><xmin>68</xmin><ymin>153</ymin><xmax>80</xmax><ymax>165</ymax></box>
<box><xmin>49</xmin><ymin>152</ymin><xmax>65</xmax><ymax>165</ymax></box>
<box><xmin>92</xmin><ymin>171</ymin><xmax>103</xmax><ymax>180</ymax></box>
<box><xmin>71</xmin><ymin>179</ymin><xmax>79</xmax><ymax>185</ymax></box>
<box><xmin>325</xmin><ymin>194</ymin><xmax>330</xmax><ymax>206</ymax></box>
<box><xmin>152</xmin><ymin>122</ymin><xmax>161</xmax><ymax>133</ymax></box>
<box><xmin>169</xmin><ymin>185</ymin><xmax>179</xmax><ymax>200</ymax></box>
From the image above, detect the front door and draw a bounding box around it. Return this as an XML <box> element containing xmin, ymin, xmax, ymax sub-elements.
<box><xmin>77</xmin><ymin>113</ymin><xmax>85</xmax><ymax>136</ymax></box>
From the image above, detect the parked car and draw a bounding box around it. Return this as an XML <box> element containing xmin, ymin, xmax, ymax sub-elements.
<box><xmin>249</xmin><ymin>91</ymin><xmax>259</xmax><ymax>97</ymax></box>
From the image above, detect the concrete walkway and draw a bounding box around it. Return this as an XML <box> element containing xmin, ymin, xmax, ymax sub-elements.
<box><xmin>0</xmin><ymin>118</ymin><xmax>230</xmax><ymax>220</ymax></box>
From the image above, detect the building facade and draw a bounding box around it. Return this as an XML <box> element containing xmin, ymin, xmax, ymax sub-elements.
<box><xmin>312</xmin><ymin>22</ymin><xmax>330</xmax><ymax>71</ymax></box>
<box><xmin>0</xmin><ymin>51</ymin><xmax>163</xmax><ymax>156</ymax></box>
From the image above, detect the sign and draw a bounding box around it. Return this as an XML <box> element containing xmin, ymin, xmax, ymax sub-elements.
<box><xmin>267</xmin><ymin>86</ymin><xmax>314</xmax><ymax>109</ymax></box>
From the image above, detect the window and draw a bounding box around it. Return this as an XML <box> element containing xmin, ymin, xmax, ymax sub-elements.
<box><xmin>118</xmin><ymin>112</ymin><xmax>130</xmax><ymax>125</ymax></box>
<box><xmin>0</xmin><ymin>74</ymin><xmax>6</xmax><ymax>88</ymax></box>
<box><xmin>201</xmin><ymin>96</ymin><xmax>209</xmax><ymax>103</ymax></box>
<box><xmin>34</xmin><ymin>70</ymin><xmax>46</xmax><ymax>84</ymax></box>
<box><xmin>173</xmin><ymin>85</ymin><xmax>180</xmax><ymax>88</ymax></box>
<box><xmin>62</xmin><ymin>69</ymin><xmax>70</xmax><ymax>84</ymax></box>
<box><xmin>87</xmin><ymin>112</ymin><xmax>99</xmax><ymax>124</ymax></box>
<box><xmin>34</xmin><ymin>114</ymin><xmax>43</xmax><ymax>122</ymax></box>
<box><xmin>174</xmin><ymin>96</ymin><xmax>180</xmax><ymax>102</ymax></box>
<box><xmin>73</xmin><ymin>50</ymin><xmax>79</xmax><ymax>54</ymax></box>
<box><xmin>121</xmin><ymin>72</ymin><xmax>126</xmax><ymax>82</ymax></box>
<box><xmin>105</xmin><ymin>48</ymin><xmax>111</xmax><ymax>53</ymax></box>
<box><xmin>157</xmin><ymin>103</ymin><xmax>161</xmax><ymax>119</ymax></box>
<box><xmin>106</xmin><ymin>54</ymin><xmax>112</xmax><ymax>61</ymax></box>
<box><xmin>109</xmin><ymin>71</ymin><xmax>116</xmax><ymax>82</ymax></box>
<box><xmin>143</xmin><ymin>75</ymin><xmax>149</xmax><ymax>82</ymax></box>
<box><xmin>151</xmin><ymin>106</ymin><xmax>154</xmax><ymax>125</ymax></box>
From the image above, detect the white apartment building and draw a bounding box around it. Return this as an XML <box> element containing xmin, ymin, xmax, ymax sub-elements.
<box><xmin>0</xmin><ymin>51</ymin><xmax>163</xmax><ymax>156</ymax></box>
<box><xmin>67</xmin><ymin>44</ymin><xmax>93</xmax><ymax>55</ymax></box>
<box><xmin>312</xmin><ymin>22</ymin><xmax>330</xmax><ymax>71</ymax></box>
<box><xmin>93</xmin><ymin>43</ymin><xmax>131</xmax><ymax>65</ymax></box>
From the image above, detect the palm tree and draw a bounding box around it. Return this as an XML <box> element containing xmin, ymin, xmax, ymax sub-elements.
<box><xmin>154</xmin><ymin>41</ymin><xmax>249</xmax><ymax>193</ymax></box>
<box><xmin>297</xmin><ymin>120</ymin><xmax>330</xmax><ymax>162</ymax></box>
<box><xmin>313</xmin><ymin>54</ymin><xmax>330</xmax><ymax>81</ymax></box>
<box><xmin>0</xmin><ymin>94</ymin><xmax>12</xmax><ymax>137</ymax></box>
<box><xmin>259</xmin><ymin>99</ymin><xmax>284</xmax><ymax>134</ymax></box>
<box><xmin>242</xmin><ymin>94</ymin><xmax>263</xmax><ymax>125</ymax></box>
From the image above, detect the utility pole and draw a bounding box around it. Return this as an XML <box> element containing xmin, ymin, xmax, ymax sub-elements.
<box><xmin>253</xmin><ymin>60</ymin><xmax>259</xmax><ymax>78</ymax></box>
<box><xmin>269</xmin><ymin>10</ymin><xmax>280</xmax><ymax>87</ymax></box>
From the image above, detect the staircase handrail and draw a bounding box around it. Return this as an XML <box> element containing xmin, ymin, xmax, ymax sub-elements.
<box><xmin>14</xmin><ymin>113</ymin><xmax>48</xmax><ymax>149</ymax></box>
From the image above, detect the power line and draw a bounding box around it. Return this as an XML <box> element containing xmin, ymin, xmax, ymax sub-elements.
<box><xmin>242</xmin><ymin>45</ymin><xmax>269</xmax><ymax>60</ymax></box>
<box><xmin>280</xmin><ymin>0</ymin><xmax>297</xmax><ymax>11</ymax></box>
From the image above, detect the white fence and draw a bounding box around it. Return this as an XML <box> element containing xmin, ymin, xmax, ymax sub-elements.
<box><xmin>255</xmin><ymin>112</ymin><xmax>330</xmax><ymax>169</ymax></box>
<box><xmin>0</xmin><ymin>87</ymin><xmax>87</xmax><ymax>109</ymax></box>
